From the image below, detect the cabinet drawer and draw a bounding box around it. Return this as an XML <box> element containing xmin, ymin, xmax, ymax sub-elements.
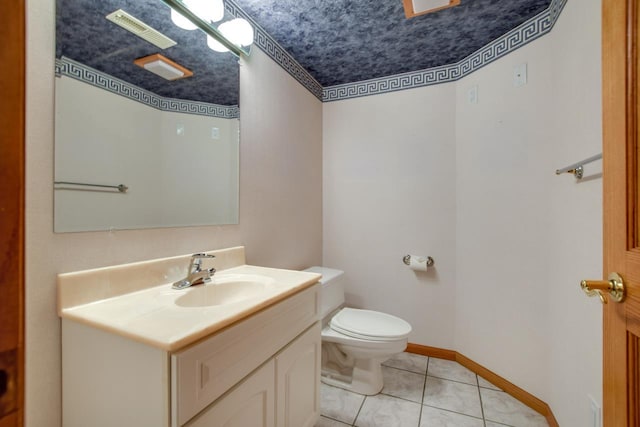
<box><xmin>172</xmin><ymin>285</ymin><xmax>319</xmax><ymax>426</ymax></box>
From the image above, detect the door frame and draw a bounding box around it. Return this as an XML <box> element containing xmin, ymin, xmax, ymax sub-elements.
<box><xmin>602</xmin><ymin>0</ymin><xmax>639</xmax><ymax>424</ymax></box>
<box><xmin>0</xmin><ymin>0</ymin><xmax>26</xmax><ymax>425</ymax></box>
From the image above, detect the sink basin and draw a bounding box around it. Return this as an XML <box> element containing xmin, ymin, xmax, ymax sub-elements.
<box><xmin>175</xmin><ymin>274</ymin><xmax>277</xmax><ymax>308</ymax></box>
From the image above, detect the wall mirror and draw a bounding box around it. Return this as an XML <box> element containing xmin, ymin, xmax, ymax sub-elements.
<box><xmin>54</xmin><ymin>0</ymin><xmax>240</xmax><ymax>232</ymax></box>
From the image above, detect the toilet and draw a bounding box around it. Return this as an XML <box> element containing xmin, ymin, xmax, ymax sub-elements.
<box><xmin>304</xmin><ymin>266</ymin><xmax>412</xmax><ymax>395</ymax></box>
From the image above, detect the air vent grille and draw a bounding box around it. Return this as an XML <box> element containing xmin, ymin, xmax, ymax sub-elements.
<box><xmin>106</xmin><ymin>9</ymin><xmax>177</xmax><ymax>49</ymax></box>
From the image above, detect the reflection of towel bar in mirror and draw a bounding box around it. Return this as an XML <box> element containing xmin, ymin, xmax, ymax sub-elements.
<box><xmin>54</xmin><ymin>181</ymin><xmax>129</xmax><ymax>193</ymax></box>
<box><xmin>555</xmin><ymin>153</ymin><xmax>602</xmax><ymax>179</ymax></box>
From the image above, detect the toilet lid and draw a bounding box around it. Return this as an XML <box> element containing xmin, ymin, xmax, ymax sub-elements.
<box><xmin>330</xmin><ymin>308</ymin><xmax>412</xmax><ymax>341</ymax></box>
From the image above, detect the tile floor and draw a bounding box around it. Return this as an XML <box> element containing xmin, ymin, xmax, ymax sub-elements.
<box><xmin>315</xmin><ymin>352</ymin><xmax>549</xmax><ymax>427</ymax></box>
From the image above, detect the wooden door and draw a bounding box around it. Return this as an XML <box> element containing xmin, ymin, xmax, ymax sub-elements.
<box><xmin>603</xmin><ymin>0</ymin><xmax>640</xmax><ymax>425</ymax></box>
<box><xmin>0</xmin><ymin>0</ymin><xmax>25</xmax><ymax>425</ymax></box>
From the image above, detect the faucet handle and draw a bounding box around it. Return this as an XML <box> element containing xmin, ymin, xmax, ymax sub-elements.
<box><xmin>188</xmin><ymin>253</ymin><xmax>216</xmax><ymax>273</ymax></box>
<box><xmin>191</xmin><ymin>253</ymin><xmax>216</xmax><ymax>259</ymax></box>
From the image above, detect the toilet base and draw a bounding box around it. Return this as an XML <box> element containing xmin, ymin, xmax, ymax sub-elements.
<box><xmin>321</xmin><ymin>356</ymin><xmax>385</xmax><ymax>395</ymax></box>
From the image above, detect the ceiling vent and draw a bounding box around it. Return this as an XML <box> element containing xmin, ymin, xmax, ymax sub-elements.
<box><xmin>403</xmin><ymin>0</ymin><xmax>460</xmax><ymax>18</ymax></box>
<box><xmin>106</xmin><ymin>9</ymin><xmax>177</xmax><ymax>49</ymax></box>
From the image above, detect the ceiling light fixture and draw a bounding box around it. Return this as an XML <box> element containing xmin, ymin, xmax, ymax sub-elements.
<box><xmin>403</xmin><ymin>0</ymin><xmax>460</xmax><ymax>18</ymax></box>
<box><xmin>170</xmin><ymin>0</ymin><xmax>224</xmax><ymax>30</ymax></box>
<box><xmin>218</xmin><ymin>18</ymin><xmax>254</xmax><ymax>47</ymax></box>
<box><xmin>134</xmin><ymin>54</ymin><xmax>193</xmax><ymax>80</ymax></box>
<box><xmin>207</xmin><ymin>35</ymin><xmax>229</xmax><ymax>52</ymax></box>
<box><xmin>164</xmin><ymin>0</ymin><xmax>253</xmax><ymax>56</ymax></box>
<box><xmin>206</xmin><ymin>18</ymin><xmax>254</xmax><ymax>53</ymax></box>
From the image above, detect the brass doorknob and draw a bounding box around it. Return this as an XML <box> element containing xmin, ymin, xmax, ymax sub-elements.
<box><xmin>581</xmin><ymin>272</ymin><xmax>625</xmax><ymax>304</ymax></box>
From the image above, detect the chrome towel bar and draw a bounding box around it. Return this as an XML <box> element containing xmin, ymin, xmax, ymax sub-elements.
<box><xmin>555</xmin><ymin>153</ymin><xmax>602</xmax><ymax>179</ymax></box>
<box><xmin>54</xmin><ymin>181</ymin><xmax>129</xmax><ymax>193</ymax></box>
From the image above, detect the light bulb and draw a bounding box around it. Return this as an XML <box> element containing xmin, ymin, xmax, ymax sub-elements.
<box><xmin>219</xmin><ymin>18</ymin><xmax>254</xmax><ymax>47</ymax></box>
<box><xmin>171</xmin><ymin>0</ymin><xmax>224</xmax><ymax>30</ymax></box>
<box><xmin>171</xmin><ymin>8</ymin><xmax>198</xmax><ymax>30</ymax></box>
<box><xmin>207</xmin><ymin>35</ymin><xmax>229</xmax><ymax>52</ymax></box>
<box><xmin>191</xmin><ymin>0</ymin><xmax>225</xmax><ymax>23</ymax></box>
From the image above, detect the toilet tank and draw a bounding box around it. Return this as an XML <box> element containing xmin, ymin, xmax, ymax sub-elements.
<box><xmin>303</xmin><ymin>266</ymin><xmax>345</xmax><ymax>320</ymax></box>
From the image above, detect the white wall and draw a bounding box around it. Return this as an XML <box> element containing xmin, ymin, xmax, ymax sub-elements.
<box><xmin>55</xmin><ymin>76</ymin><xmax>239</xmax><ymax>231</ymax></box>
<box><xmin>456</xmin><ymin>1</ymin><xmax>602</xmax><ymax>424</ymax></box>
<box><xmin>323</xmin><ymin>84</ymin><xmax>457</xmax><ymax>349</ymax></box>
<box><xmin>547</xmin><ymin>0</ymin><xmax>603</xmax><ymax>424</ymax></box>
<box><xmin>324</xmin><ymin>1</ymin><xmax>602</xmax><ymax>425</ymax></box>
<box><xmin>26</xmin><ymin>1</ymin><xmax>322</xmax><ymax>426</ymax></box>
<box><xmin>454</xmin><ymin>26</ymin><xmax>556</xmax><ymax>401</ymax></box>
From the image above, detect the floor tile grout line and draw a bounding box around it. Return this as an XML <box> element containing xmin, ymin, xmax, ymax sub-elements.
<box><xmin>382</xmin><ymin>365</ymin><xmax>427</xmax><ymax>375</ymax></box>
<box><xmin>417</xmin><ymin>356</ymin><xmax>429</xmax><ymax>427</ymax></box>
<box><xmin>375</xmin><ymin>389</ymin><xmax>486</xmax><ymax>422</ymax></box>
<box><xmin>379</xmin><ymin>391</ymin><xmax>424</xmax><ymax>405</ymax></box>
<box><xmin>476</xmin><ymin>374</ymin><xmax>488</xmax><ymax>427</ymax></box>
<box><xmin>382</xmin><ymin>363</ymin><xmax>428</xmax><ymax>376</ymax></box>
<box><xmin>426</xmin><ymin>373</ymin><xmax>479</xmax><ymax>387</ymax></box>
<box><xmin>421</xmin><ymin>402</ymin><xmax>486</xmax><ymax>421</ymax></box>
<box><xmin>319</xmin><ymin>414</ymin><xmax>350</xmax><ymax>425</ymax></box>
<box><xmin>351</xmin><ymin>394</ymin><xmax>367</xmax><ymax>426</ymax></box>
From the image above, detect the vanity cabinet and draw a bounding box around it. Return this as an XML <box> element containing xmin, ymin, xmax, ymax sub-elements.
<box><xmin>62</xmin><ymin>284</ymin><xmax>320</xmax><ymax>427</ymax></box>
<box><xmin>187</xmin><ymin>359</ymin><xmax>275</xmax><ymax>427</ymax></box>
<box><xmin>186</xmin><ymin>322</ymin><xmax>320</xmax><ymax>427</ymax></box>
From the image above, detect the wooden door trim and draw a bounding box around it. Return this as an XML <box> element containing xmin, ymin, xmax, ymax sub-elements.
<box><xmin>602</xmin><ymin>0</ymin><xmax>632</xmax><ymax>424</ymax></box>
<box><xmin>407</xmin><ymin>343</ymin><xmax>559</xmax><ymax>426</ymax></box>
<box><xmin>0</xmin><ymin>0</ymin><xmax>25</xmax><ymax>424</ymax></box>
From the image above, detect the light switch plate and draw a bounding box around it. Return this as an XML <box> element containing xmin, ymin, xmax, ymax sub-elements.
<box><xmin>514</xmin><ymin>63</ymin><xmax>527</xmax><ymax>87</ymax></box>
<box><xmin>468</xmin><ymin>85</ymin><xmax>478</xmax><ymax>104</ymax></box>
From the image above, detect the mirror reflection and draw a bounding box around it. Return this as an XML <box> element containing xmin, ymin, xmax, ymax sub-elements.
<box><xmin>54</xmin><ymin>0</ymin><xmax>240</xmax><ymax>232</ymax></box>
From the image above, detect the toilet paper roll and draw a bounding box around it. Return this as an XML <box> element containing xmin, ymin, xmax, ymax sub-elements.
<box><xmin>408</xmin><ymin>255</ymin><xmax>430</xmax><ymax>272</ymax></box>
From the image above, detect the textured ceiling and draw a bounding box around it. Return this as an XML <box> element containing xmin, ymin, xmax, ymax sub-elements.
<box><xmin>233</xmin><ymin>0</ymin><xmax>552</xmax><ymax>87</ymax></box>
<box><xmin>56</xmin><ymin>0</ymin><xmax>552</xmax><ymax>104</ymax></box>
<box><xmin>56</xmin><ymin>0</ymin><xmax>240</xmax><ymax>106</ymax></box>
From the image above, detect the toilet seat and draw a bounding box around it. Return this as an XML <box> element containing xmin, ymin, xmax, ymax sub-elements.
<box><xmin>329</xmin><ymin>308</ymin><xmax>411</xmax><ymax>342</ymax></box>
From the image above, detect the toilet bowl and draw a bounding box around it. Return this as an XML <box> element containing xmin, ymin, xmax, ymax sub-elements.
<box><xmin>304</xmin><ymin>267</ymin><xmax>412</xmax><ymax>395</ymax></box>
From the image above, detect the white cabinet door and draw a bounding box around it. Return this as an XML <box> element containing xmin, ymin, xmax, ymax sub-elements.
<box><xmin>186</xmin><ymin>360</ymin><xmax>275</xmax><ymax>427</ymax></box>
<box><xmin>276</xmin><ymin>323</ymin><xmax>321</xmax><ymax>427</ymax></box>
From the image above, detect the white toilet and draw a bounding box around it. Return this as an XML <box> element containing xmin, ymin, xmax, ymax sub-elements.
<box><xmin>304</xmin><ymin>266</ymin><xmax>412</xmax><ymax>395</ymax></box>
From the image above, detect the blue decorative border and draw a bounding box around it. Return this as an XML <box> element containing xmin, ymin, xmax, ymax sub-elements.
<box><xmin>224</xmin><ymin>0</ymin><xmax>567</xmax><ymax>103</ymax></box>
<box><xmin>226</xmin><ymin>0</ymin><xmax>324</xmax><ymax>100</ymax></box>
<box><xmin>55</xmin><ymin>57</ymin><xmax>239</xmax><ymax>118</ymax></box>
<box><xmin>323</xmin><ymin>0</ymin><xmax>567</xmax><ymax>102</ymax></box>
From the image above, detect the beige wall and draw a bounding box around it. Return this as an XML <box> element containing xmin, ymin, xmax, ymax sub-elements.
<box><xmin>456</xmin><ymin>1</ymin><xmax>602</xmax><ymax>424</ymax></box>
<box><xmin>546</xmin><ymin>0</ymin><xmax>603</xmax><ymax>424</ymax></box>
<box><xmin>25</xmin><ymin>1</ymin><xmax>322</xmax><ymax>426</ymax></box>
<box><xmin>324</xmin><ymin>1</ymin><xmax>602</xmax><ymax>425</ymax></box>
<box><xmin>323</xmin><ymin>83</ymin><xmax>457</xmax><ymax>349</ymax></box>
<box><xmin>454</xmin><ymin>22</ymin><xmax>556</xmax><ymax>401</ymax></box>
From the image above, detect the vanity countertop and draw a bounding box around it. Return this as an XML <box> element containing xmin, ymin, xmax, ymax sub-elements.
<box><xmin>57</xmin><ymin>248</ymin><xmax>321</xmax><ymax>351</ymax></box>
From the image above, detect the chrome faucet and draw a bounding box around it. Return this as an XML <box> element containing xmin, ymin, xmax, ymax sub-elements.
<box><xmin>172</xmin><ymin>253</ymin><xmax>216</xmax><ymax>290</ymax></box>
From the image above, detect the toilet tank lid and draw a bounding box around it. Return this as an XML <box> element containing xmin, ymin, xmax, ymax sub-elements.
<box><xmin>303</xmin><ymin>266</ymin><xmax>344</xmax><ymax>284</ymax></box>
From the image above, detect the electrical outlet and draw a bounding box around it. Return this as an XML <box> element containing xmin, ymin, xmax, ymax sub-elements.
<box><xmin>176</xmin><ymin>124</ymin><xmax>185</xmax><ymax>136</ymax></box>
<box><xmin>588</xmin><ymin>395</ymin><xmax>601</xmax><ymax>427</ymax></box>
<box><xmin>211</xmin><ymin>127</ymin><xmax>220</xmax><ymax>140</ymax></box>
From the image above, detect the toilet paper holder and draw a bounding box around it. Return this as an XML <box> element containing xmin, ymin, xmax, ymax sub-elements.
<box><xmin>403</xmin><ymin>255</ymin><xmax>434</xmax><ymax>267</ymax></box>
